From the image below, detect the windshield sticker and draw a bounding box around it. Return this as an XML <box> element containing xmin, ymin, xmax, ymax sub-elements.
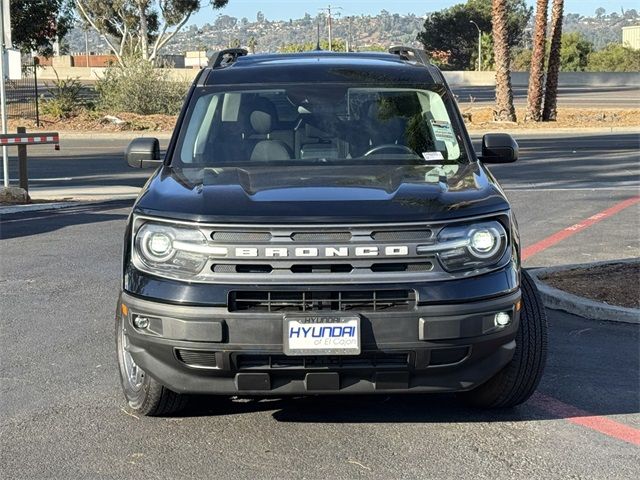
<box><xmin>430</xmin><ymin>120</ymin><xmax>456</xmax><ymax>143</ymax></box>
<box><xmin>422</xmin><ymin>151</ymin><xmax>444</xmax><ymax>161</ymax></box>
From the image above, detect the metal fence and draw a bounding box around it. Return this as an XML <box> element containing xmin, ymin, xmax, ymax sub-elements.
<box><xmin>5</xmin><ymin>59</ymin><xmax>39</xmax><ymax>125</ymax></box>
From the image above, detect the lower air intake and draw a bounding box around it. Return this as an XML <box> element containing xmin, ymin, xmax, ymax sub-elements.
<box><xmin>175</xmin><ymin>349</ymin><xmax>218</xmax><ymax>369</ymax></box>
<box><xmin>228</xmin><ymin>289</ymin><xmax>416</xmax><ymax>312</ymax></box>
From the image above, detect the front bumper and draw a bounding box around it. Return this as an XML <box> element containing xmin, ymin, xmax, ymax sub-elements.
<box><xmin>118</xmin><ymin>286</ymin><xmax>521</xmax><ymax>395</ymax></box>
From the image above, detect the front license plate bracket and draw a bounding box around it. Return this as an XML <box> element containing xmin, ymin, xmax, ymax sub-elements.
<box><xmin>283</xmin><ymin>314</ymin><xmax>361</xmax><ymax>356</ymax></box>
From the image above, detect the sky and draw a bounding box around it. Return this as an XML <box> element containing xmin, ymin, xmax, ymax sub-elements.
<box><xmin>188</xmin><ymin>0</ymin><xmax>638</xmax><ymax>25</ymax></box>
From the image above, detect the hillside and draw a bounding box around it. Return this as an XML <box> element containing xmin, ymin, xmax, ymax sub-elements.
<box><xmin>64</xmin><ymin>8</ymin><xmax>639</xmax><ymax>56</ymax></box>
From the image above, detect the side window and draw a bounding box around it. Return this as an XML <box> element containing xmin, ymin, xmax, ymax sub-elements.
<box><xmin>180</xmin><ymin>93</ymin><xmax>220</xmax><ymax>163</ymax></box>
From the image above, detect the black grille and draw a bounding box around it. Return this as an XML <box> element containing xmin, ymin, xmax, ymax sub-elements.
<box><xmin>175</xmin><ymin>349</ymin><xmax>218</xmax><ymax>369</ymax></box>
<box><xmin>291</xmin><ymin>232</ymin><xmax>352</xmax><ymax>242</ymax></box>
<box><xmin>235</xmin><ymin>352</ymin><xmax>410</xmax><ymax>370</ymax></box>
<box><xmin>372</xmin><ymin>229</ymin><xmax>432</xmax><ymax>241</ymax></box>
<box><xmin>371</xmin><ymin>262</ymin><xmax>433</xmax><ymax>272</ymax></box>
<box><xmin>211</xmin><ymin>231</ymin><xmax>272</xmax><ymax>242</ymax></box>
<box><xmin>228</xmin><ymin>289</ymin><xmax>416</xmax><ymax>312</ymax></box>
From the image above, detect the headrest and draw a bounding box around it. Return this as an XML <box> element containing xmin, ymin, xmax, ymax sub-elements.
<box><xmin>250</xmin><ymin>110</ymin><xmax>272</xmax><ymax>135</ymax></box>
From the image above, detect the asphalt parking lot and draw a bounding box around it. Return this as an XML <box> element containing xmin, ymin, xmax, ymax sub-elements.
<box><xmin>1</xmin><ymin>132</ymin><xmax>639</xmax><ymax>479</ymax></box>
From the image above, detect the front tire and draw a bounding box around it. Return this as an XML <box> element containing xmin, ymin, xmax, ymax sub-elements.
<box><xmin>116</xmin><ymin>314</ymin><xmax>187</xmax><ymax>416</ymax></box>
<box><xmin>460</xmin><ymin>269</ymin><xmax>548</xmax><ymax>408</ymax></box>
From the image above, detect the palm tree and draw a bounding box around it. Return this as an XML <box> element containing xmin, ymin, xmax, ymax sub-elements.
<box><xmin>543</xmin><ymin>0</ymin><xmax>564</xmax><ymax>121</ymax></box>
<box><xmin>525</xmin><ymin>0</ymin><xmax>549</xmax><ymax>121</ymax></box>
<box><xmin>492</xmin><ymin>0</ymin><xmax>517</xmax><ymax>122</ymax></box>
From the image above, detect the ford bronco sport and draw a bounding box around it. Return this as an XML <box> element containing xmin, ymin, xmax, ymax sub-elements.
<box><xmin>117</xmin><ymin>47</ymin><xmax>547</xmax><ymax>416</ymax></box>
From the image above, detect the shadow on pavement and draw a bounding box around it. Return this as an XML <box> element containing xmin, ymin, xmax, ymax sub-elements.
<box><xmin>0</xmin><ymin>200</ymin><xmax>131</xmax><ymax>239</ymax></box>
<box><xmin>481</xmin><ymin>134</ymin><xmax>640</xmax><ymax>190</ymax></box>
<box><xmin>3</xmin><ymin>152</ymin><xmax>153</xmax><ymax>189</ymax></box>
<box><xmin>179</xmin><ymin>311</ymin><xmax>639</xmax><ymax>423</ymax></box>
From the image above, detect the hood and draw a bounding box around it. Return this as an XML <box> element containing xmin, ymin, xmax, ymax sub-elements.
<box><xmin>134</xmin><ymin>162</ymin><xmax>509</xmax><ymax>224</ymax></box>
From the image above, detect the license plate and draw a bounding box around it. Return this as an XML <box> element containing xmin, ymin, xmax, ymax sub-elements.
<box><xmin>283</xmin><ymin>314</ymin><xmax>360</xmax><ymax>356</ymax></box>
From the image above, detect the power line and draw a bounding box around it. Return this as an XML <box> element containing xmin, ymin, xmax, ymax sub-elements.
<box><xmin>318</xmin><ymin>5</ymin><xmax>342</xmax><ymax>51</ymax></box>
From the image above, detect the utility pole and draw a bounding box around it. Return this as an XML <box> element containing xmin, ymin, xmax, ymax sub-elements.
<box><xmin>319</xmin><ymin>5</ymin><xmax>342</xmax><ymax>51</ymax></box>
<box><xmin>346</xmin><ymin>16</ymin><xmax>352</xmax><ymax>52</ymax></box>
<box><xmin>470</xmin><ymin>20</ymin><xmax>482</xmax><ymax>72</ymax></box>
<box><xmin>84</xmin><ymin>28</ymin><xmax>90</xmax><ymax>68</ymax></box>
<box><xmin>0</xmin><ymin>0</ymin><xmax>10</xmax><ymax>187</ymax></box>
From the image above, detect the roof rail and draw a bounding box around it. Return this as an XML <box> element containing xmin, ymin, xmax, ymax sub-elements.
<box><xmin>388</xmin><ymin>46</ymin><xmax>430</xmax><ymax>66</ymax></box>
<box><xmin>209</xmin><ymin>48</ymin><xmax>248</xmax><ymax>68</ymax></box>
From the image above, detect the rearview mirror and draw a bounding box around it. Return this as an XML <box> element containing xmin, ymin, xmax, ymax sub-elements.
<box><xmin>125</xmin><ymin>137</ymin><xmax>162</xmax><ymax>168</ymax></box>
<box><xmin>479</xmin><ymin>133</ymin><xmax>518</xmax><ymax>164</ymax></box>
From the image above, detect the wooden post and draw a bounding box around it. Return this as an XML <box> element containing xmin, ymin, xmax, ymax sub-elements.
<box><xmin>17</xmin><ymin>126</ymin><xmax>28</xmax><ymax>193</ymax></box>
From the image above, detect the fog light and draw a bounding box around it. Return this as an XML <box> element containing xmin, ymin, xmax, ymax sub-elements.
<box><xmin>133</xmin><ymin>316</ymin><xmax>150</xmax><ymax>329</ymax></box>
<box><xmin>494</xmin><ymin>312</ymin><xmax>511</xmax><ymax>327</ymax></box>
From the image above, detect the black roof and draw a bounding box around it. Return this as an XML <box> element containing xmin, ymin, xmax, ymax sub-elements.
<box><xmin>199</xmin><ymin>51</ymin><xmax>444</xmax><ymax>87</ymax></box>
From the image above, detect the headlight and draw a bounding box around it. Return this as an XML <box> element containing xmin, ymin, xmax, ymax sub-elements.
<box><xmin>133</xmin><ymin>222</ymin><xmax>209</xmax><ymax>279</ymax></box>
<box><xmin>468</xmin><ymin>226</ymin><xmax>502</xmax><ymax>258</ymax></box>
<box><xmin>418</xmin><ymin>221</ymin><xmax>507</xmax><ymax>272</ymax></box>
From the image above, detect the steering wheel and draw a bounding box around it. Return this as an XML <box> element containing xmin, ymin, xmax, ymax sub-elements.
<box><xmin>363</xmin><ymin>144</ymin><xmax>416</xmax><ymax>157</ymax></box>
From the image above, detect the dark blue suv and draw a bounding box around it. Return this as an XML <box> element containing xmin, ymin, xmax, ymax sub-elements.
<box><xmin>117</xmin><ymin>47</ymin><xmax>547</xmax><ymax>415</ymax></box>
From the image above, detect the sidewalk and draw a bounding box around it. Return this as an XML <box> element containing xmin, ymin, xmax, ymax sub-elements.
<box><xmin>28</xmin><ymin>185</ymin><xmax>140</xmax><ymax>202</ymax></box>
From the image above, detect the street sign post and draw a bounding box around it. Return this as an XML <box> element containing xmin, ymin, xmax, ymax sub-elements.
<box><xmin>0</xmin><ymin>0</ymin><xmax>10</xmax><ymax>187</ymax></box>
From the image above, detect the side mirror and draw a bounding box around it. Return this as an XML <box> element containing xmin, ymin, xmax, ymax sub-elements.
<box><xmin>125</xmin><ymin>137</ymin><xmax>162</xmax><ymax>168</ymax></box>
<box><xmin>479</xmin><ymin>133</ymin><xmax>518</xmax><ymax>164</ymax></box>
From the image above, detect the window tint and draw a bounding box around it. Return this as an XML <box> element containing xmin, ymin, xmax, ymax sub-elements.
<box><xmin>175</xmin><ymin>84</ymin><xmax>465</xmax><ymax>166</ymax></box>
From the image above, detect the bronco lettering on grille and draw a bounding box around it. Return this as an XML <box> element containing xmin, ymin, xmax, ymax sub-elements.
<box><xmin>234</xmin><ymin>245</ymin><xmax>410</xmax><ymax>258</ymax></box>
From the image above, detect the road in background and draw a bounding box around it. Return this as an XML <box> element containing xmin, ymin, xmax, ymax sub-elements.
<box><xmin>452</xmin><ymin>85</ymin><xmax>640</xmax><ymax>108</ymax></box>
<box><xmin>8</xmin><ymin>83</ymin><xmax>640</xmax><ymax>111</ymax></box>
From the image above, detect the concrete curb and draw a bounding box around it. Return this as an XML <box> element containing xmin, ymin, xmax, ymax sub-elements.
<box><xmin>467</xmin><ymin>126</ymin><xmax>640</xmax><ymax>136</ymax></box>
<box><xmin>25</xmin><ymin>131</ymin><xmax>174</xmax><ymax>140</ymax></box>
<box><xmin>528</xmin><ymin>260</ymin><xmax>640</xmax><ymax>324</ymax></box>
<box><xmin>0</xmin><ymin>198</ymin><xmax>134</xmax><ymax>215</ymax></box>
<box><xmin>0</xmin><ymin>201</ymin><xmax>95</xmax><ymax>215</ymax></box>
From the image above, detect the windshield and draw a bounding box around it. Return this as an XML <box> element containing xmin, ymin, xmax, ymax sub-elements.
<box><xmin>172</xmin><ymin>83</ymin><xmax>468</xmax><ymax>167</ymax></box>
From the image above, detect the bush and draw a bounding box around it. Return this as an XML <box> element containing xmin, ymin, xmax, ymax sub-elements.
<box><xmin>96</xmin><ymin>57</ymin><xmax>189</xmax><ymax>115</ymax></box>
<box><xmin>511</xmin><ymin>48</ymin><xmax>532</xmax><ymax>71</ymax></box>
<box><xmin>587</xmin><ymin>44</ymin><xmax>640</xmax><ymax>72</ymax></box>
<box><xmin>40</xmin><ymin>71</ymin><xmax>84</xmax><ymax>119</ymax></box>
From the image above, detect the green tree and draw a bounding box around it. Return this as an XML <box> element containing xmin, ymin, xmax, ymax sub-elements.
<box><xmin>10</xmin><ymin>0</ymin><xmax>74</xmax><ymax>56</ymax></box>
<box><xmin>279</xmin><ymin>39</ymin><xmax>346</xmax><ymax>53</ymax></box>
<box><xmin>512</xmin><ymin>48</ymin><xmax>532</xmax><ymax>71</ymax></box>
<box><xmin>587</xmin><ymin>44</ymin><xmax>640</xmax><ymax>72</ymax></box>
<box><xmin>417</xmin><ymin>0</ymin><xmax>532</xmax><ymax>70</ymax></box>
<box><xmin>75</xmin><ymin>0</ymin><xmax>229</xmax><ymax>66</ymax></box>
<box><xmin>559</xmin><ymin>32</ymin><xmax>592</xmax><ymax>71</ymax></box>
<box><xmin>470</xmin><ymin>32</ymin><xmax>495</xmax><ymax>70</ymax></box>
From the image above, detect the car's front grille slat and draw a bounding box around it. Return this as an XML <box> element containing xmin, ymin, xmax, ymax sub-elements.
<box><xmin>236</xmin><ymin>352</ymin><xmax>410</xmax><ymax>370</ymax></box>
<box><xmin>229</xmin><ymin>289</ymin><xmax>415</xmax><ymax>312</ymax></box>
